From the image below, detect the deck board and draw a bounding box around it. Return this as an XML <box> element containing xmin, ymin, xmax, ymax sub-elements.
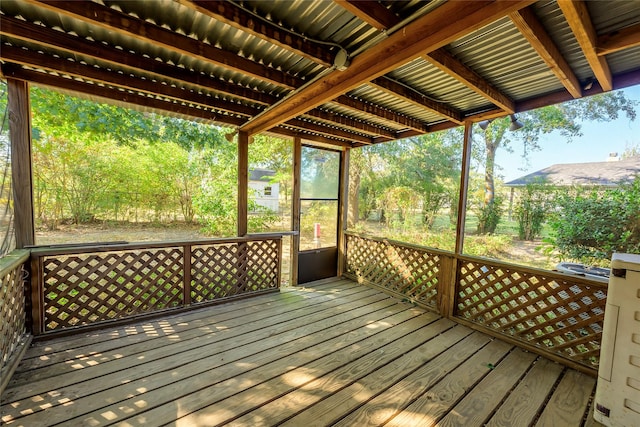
<box><xmin>1</xmin><ymin>279</ymin><xmax>602</xmax><ymax>426</ymax></box>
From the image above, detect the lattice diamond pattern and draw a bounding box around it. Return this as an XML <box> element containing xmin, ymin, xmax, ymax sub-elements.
<box><xmin>1</xmin><ymin>264</ymin><xmax>26</xmax><ymax>365</ymax></box>
<box><xmin>42</xmin><ymin>249</ymin><xmax>184</xmax><ymax>330</ymax></box>
<box><xmin>345</xmin><ymin>234</ymin><xmax>440</xmax><ymax>308</ymax></box>
<box><xmin>191</xmin><ymin>240</ymin><xmax>279</xmax><ymax>304</ymax></box>
<box><xmin>456</xmin><ymin>260</ymin><xmax>607</xmax><ymax>368</ymax></box>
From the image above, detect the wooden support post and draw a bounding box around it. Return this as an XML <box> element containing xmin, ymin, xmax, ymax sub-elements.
<box><xmin>455</xmin><ymin>121</ymin><xmax>473</xmax><ymax>256</ymax></box>
<box><xmin>183</xmin><ymin>245</ymin><xmax>192</xmax><ymax>306</ymax></box>
<box><xmin>29</xmin><ymin>255</ymin><xmax>44</xmax><ymax>335</ymax></box>
<box><xmin>290</xmin><ymin>137</ymin><xmax>301</xmax><ymax>286</ymax></box>
<box><xmin>237</xmin><ymin>130</ymin><xmax>249</xmax><ymax>237</ymax></box>
<box><xmin>441</xmin><ymin>120</ymin><xmax>473</xmax><ymax>319</ymax></box>
<box><xmin>437</xmin><ymin>254</ymin><xmax>457</xmax><ymax>318</ymax></box>
<box><xmin>337</xmin><ymin>147</ymin><xmax>350</xmax><ymax>277</ymax></box>
<box><xmin>7</xmin><ymin>79</ymin><xmax>35</xmax><ymax>248</ymax></box>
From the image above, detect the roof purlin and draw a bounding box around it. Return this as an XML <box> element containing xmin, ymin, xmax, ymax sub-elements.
<box><xmin>25</xmin><ymin>0</ymin><xmax>304</xmax><ymax>89</ymax></box>
<box><xmin>240</xmin><ymin>0</ymin><xmax>538</xmax><ymax>136</ymax></box>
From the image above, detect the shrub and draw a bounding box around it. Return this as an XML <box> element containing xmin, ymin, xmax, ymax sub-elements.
<box><xmin>515</xmin><ymin>183</ymin><xmax>550</xmax><ymax>240</ymax></box>
<box><xmin>476</xmin><ymin>196</ymin><xmax>504</xmax><ymax>235</ymax></box>
<box><xmin>547</xmin><ymin>178</ymin><xmax>640</xmax><ymax>263</ymax></box>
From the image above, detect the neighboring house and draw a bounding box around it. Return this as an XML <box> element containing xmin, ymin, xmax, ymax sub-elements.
<box><xmin>249</xmin><ymin>168</ymin><xmax>280</xmax><ymax>213</ymax></box>
<box><xmin>504</xmin><ymin>156</ymin><xmax>640</xmax><ymax>219</ymax></box>
<box><xmin>505</xmin><ymin>155</ymin><xmax>640</xmax><ymax>188</ymax></box>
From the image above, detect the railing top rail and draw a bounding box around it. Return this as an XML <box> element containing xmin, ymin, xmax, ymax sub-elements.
<box><xmin>0</xmin><ymin>249</ymin><xmax>30</xmax><ymax>277</ymax></box>
<box><xmin>456</xmin><ymin>253</ymin><xmax>609</xmax><ymax>289</ymax></box>
<box><xmin>345</xmin><ymin>231</ymin><xmax>454</xmax><ymax>257</ymax></box>
<box><xmin>29</xmin><ymin>234</ymin><xmax>287</xmax><ymax>257</ymax></box>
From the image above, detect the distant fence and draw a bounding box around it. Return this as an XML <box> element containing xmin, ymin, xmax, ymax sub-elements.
<box><xmin>344</xmin><ymin>232</ymin><xmax>607</xmax><ymax>375</ymax></box>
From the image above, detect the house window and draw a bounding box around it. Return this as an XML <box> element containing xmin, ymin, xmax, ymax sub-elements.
<box><xmin>264</xmin><ymin>186</ymin><xmax>272</xmax><ymax>196</ymax></box>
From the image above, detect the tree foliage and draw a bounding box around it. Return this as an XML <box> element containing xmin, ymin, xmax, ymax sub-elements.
<box><xmin>475</xmin><ymin>91</ymin><xmax>637</xmax><ymax>234</ymax></box>
<box><xmin>351</xmin><ymin>130</ymin><xmax>461</xmax><ymax>230</ymax></box>
<box><xmin>28</xmin><ymin>87</ymin><xmax>284</xmax><ymax>236</ymax></box>
<box><xmin>547</xmin><ymin>178</ymin><xmax>640</xmax><ymax>263</ymax></box>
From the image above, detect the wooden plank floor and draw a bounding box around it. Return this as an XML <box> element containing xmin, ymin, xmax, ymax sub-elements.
<box><xmin>1</xmin><ymin>278</ymin><xmax>602</xmax><ymax>427</ymax></box>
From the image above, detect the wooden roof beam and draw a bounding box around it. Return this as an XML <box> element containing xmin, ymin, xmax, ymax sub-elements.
<box><xmin>2</xmin><ymin>65</ymin><xmax>247</xmax><ymax>126</ymax></box>
<box><xmin>7</xmin><ymin>45</ymin><xmax>383</xmax><ymax>142</ymax></box>
<box><xmin>333</xmin><ymin>95</ymin><xmax>431</xmax><ymax>133</ymax></box>
<box><xmin>2</xmin><ymin>64</ymin><xmax>358</xmax><ymax>148</ymax></box>
<box><xmin>425</xmin><ymin>48</ymin><xmax>515</xmax><ymax>113</ymax></box>
<box><xmin>510</xmin><ymin>7</ymin><xmax>582</xmax><ymax>98</ymax></box>
<box><xmin>369</xmin><ymin>77</ymin><xmax>463</xmax><ymax>124</ymax></box>
<box><xmin>0</xmin><ymin>15</ymin><xmax>279</xmax><ymax>106</ymax></box>
<box><xmin>285</xmin><ymin>118</ymin><xmax>373</xmax><ymax>144</ymax></box>
<box><xmin>240</xmin><ymin>0</ymin><xmax>536</xmax><ymax>136</ymax></box>
<box><xmin>27</xmin><ymin>0</ymin><xmax>304</xmax><ymax>89</ymax></box>
<box><xmin>304</xmin><ymin>109</ymin><xmax>398</xmax><ymax>139</ymax></box>
<box><xmin>557</xmin><ymin>0</ymin><xmax>612</xmax><ymax>91</ymax></box>
<box><xmin>334</xmin><ymin>0</ymin><xmax>400</xmax><ymax>31</ymax></box>
<box><xmin>2</xmin><ymin>15</ymin><xmax>415</xmax><ymax>137</ymax></box>
<box><xmin>597</xmin><ymin>22</ymin><xmax>640</xmax><ymax>56</ymax></box>
<box><xmin>178</xmin><ymin>0</ymin><xmax>336</xmax><ymax>67</ymax></box>
<box><xmin>0</xmin><ymin>44</ymin><xmax>259</xmax><ymax>118</ymax></box>
<box><xmin>1</xmin><ymin>15</ymin><xmax>425</xmax><ymax>136</ymax></box>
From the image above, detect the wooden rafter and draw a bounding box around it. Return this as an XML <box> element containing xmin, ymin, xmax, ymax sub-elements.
<box><xmin>1</xmin><ymin>65</ymin><xmax>246</xmax><ymax>126</ymax></box>
<box><xmin>369</xmin><ymin>77</ymin><xmax>463</xmax><ymax>124</ymax></box>
<box><xmin>285</xmin><ymin>118</ymin><xmax>373</xmax><ymax>144</ymax></box>
<box><xmin>2</xmin><ymin>65</ymin><xmax>358</xmax><ymax>147</ymax></box>
<box><xmin>0</xmin><ymin>45</ymin><xmax>260</xmax><ymax>118</ymax></box>
<box><xmin>333</xmin><ymin>96</ymin><xmax>430</xmax><ymax>133</ymax></box>
<box><xmin>425</xmin><ymin>48</ymin><xmax>516</xmax><ymax>113</ymax></box>
<box><xmin>179</xmin><ymin>0</ymin><xmax>336</xmax><ymax>67</ymax></box>
<box><xmin>26</xmin><ymin>0</ymin><xmax>303</xmax><ymax>89</ymax></box>
<box><xmin>240</xmin><ymin>0</ymin><xmax>536</xmax><ymax>136</ymax></box>
<box><xmin>0</xmin><ymin>15</ymin><xmax>277</xmax><ymax>106</ymax></box>
<box><xmin>597</xmin><ymin>22</ymin><xmax>640</xmax><ymax>56</ymax></box>
<box><xmin>0</xmin><ymin>17</ymin><xmax>398</xmax><ymax>141</ymax></box>
<box><xmin>557</xmin><ymin>0</ymin><xmax>612</xmax><ymax>91</ymax></box>
<box><xmin>510</xmin><ymin>7</ymin><xmax>582</xmax><ymax>98</ymax></box>
<box><xmin>304</xmin><ymin>109</ymin><xmax>397</xmax><ymax>139</ymax></box>
<box><xmin>334</xmin><ymin>0</ymin><xmax>400</xmax><ymax>31</ymax></box>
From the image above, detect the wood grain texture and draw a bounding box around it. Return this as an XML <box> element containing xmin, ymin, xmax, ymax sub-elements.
<box><xmin>486</xmin><ymin>357</ymin><xmax>564</xmax><ymax>426</ymax></box>
<box><xmin>1</xmin><ymin>279</ymin><xmax>599</xmax><ymax>427</ymax></box>
<box><xmin>535</xmin><ymin>368</ymin><xmax>596</xmax><ymax>427</ymax></box>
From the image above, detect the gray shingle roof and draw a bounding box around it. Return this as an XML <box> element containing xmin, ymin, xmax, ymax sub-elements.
<box><xmin>505</xmin><ymin>156</ymin><xmax>640</xmax><ymax>187</ymax></box>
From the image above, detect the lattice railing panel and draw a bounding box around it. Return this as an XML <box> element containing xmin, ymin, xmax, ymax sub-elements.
<box><xmin>191</xmin><ymin>239</ymin><xmax>279</xmax><ymax>303</ymax></box>
<box><xmin>456</xmin><ymin>258</ymin><xmax>607</xmax><ymax>369</ymax></box>
<box><xmin>1</xmin><ymin>258</ymin><xmax>27</xmax><ymax>366</ymax></box>
<box><xmin>345</xmin><ymin>234</ymin><xmax>440</xmax><ymax>309</ymax></box>
<box><xmin>42</xmin><ymin>248</ymin><xmax>184</xmax><ymax>330</ymax></box>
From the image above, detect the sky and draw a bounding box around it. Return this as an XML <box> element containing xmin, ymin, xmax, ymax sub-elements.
<box><xmin>496</xmin><ymin>85</ymin><xmax>640</xmax><ymax>182</ymax></box>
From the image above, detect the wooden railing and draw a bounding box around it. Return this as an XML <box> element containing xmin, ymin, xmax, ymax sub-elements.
<box><xmin>0</xmin><ymin>249</ymin><xmax>31</xmax><ymax>393</ymax></box>
<box><xmin>344</xmin><ymin>232</ymin><xmax>607</xmax><ymax>375</ymax></box>
<box><xmin>344</xmin><ymin>233</ymin><xmax>449</xmax><ymax>312</ymax></box>
<box><xmin>30</xmin><ymin>235</ymin><xmax>282</xmax><ymax>335</ymax></box>
<box><xmin>455</xmin><ymin>255</ymin><xmax>606</xmax><ymax>374</ymax></box>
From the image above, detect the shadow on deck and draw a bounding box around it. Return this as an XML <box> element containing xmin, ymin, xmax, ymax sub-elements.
<box><xmin>1</xmin><ymin>278</ymin><xmax>602</xmax><ymax>426</ymax></box>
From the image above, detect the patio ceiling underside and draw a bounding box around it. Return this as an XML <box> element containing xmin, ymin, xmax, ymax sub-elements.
<box><xmin>1</xmin><ymin>0</ymin><xmax>640</xmax><ymax>147</ymax></box>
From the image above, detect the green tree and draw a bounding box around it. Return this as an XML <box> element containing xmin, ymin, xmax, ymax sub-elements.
<box><xmin>29</xmin><ymin>87</ymin><xmax>235</xmax><ymax>226</ymax></box>
<box><xmin>476</xmin><ymin>91</ymin><xmax>637</xmax><ymax>234</ymax></box>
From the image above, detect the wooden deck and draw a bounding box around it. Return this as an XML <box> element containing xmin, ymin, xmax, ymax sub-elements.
<box><xmin>1</xmin><ymin>278</ymin><xmax>602</xmax><ymax>426</ymax></box>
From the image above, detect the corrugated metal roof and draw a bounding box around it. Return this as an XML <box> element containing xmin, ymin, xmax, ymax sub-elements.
<box><xmin>1</xmin><ymin>0</ymin><xmax>639</xmax><ymax>147</ymax></box>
